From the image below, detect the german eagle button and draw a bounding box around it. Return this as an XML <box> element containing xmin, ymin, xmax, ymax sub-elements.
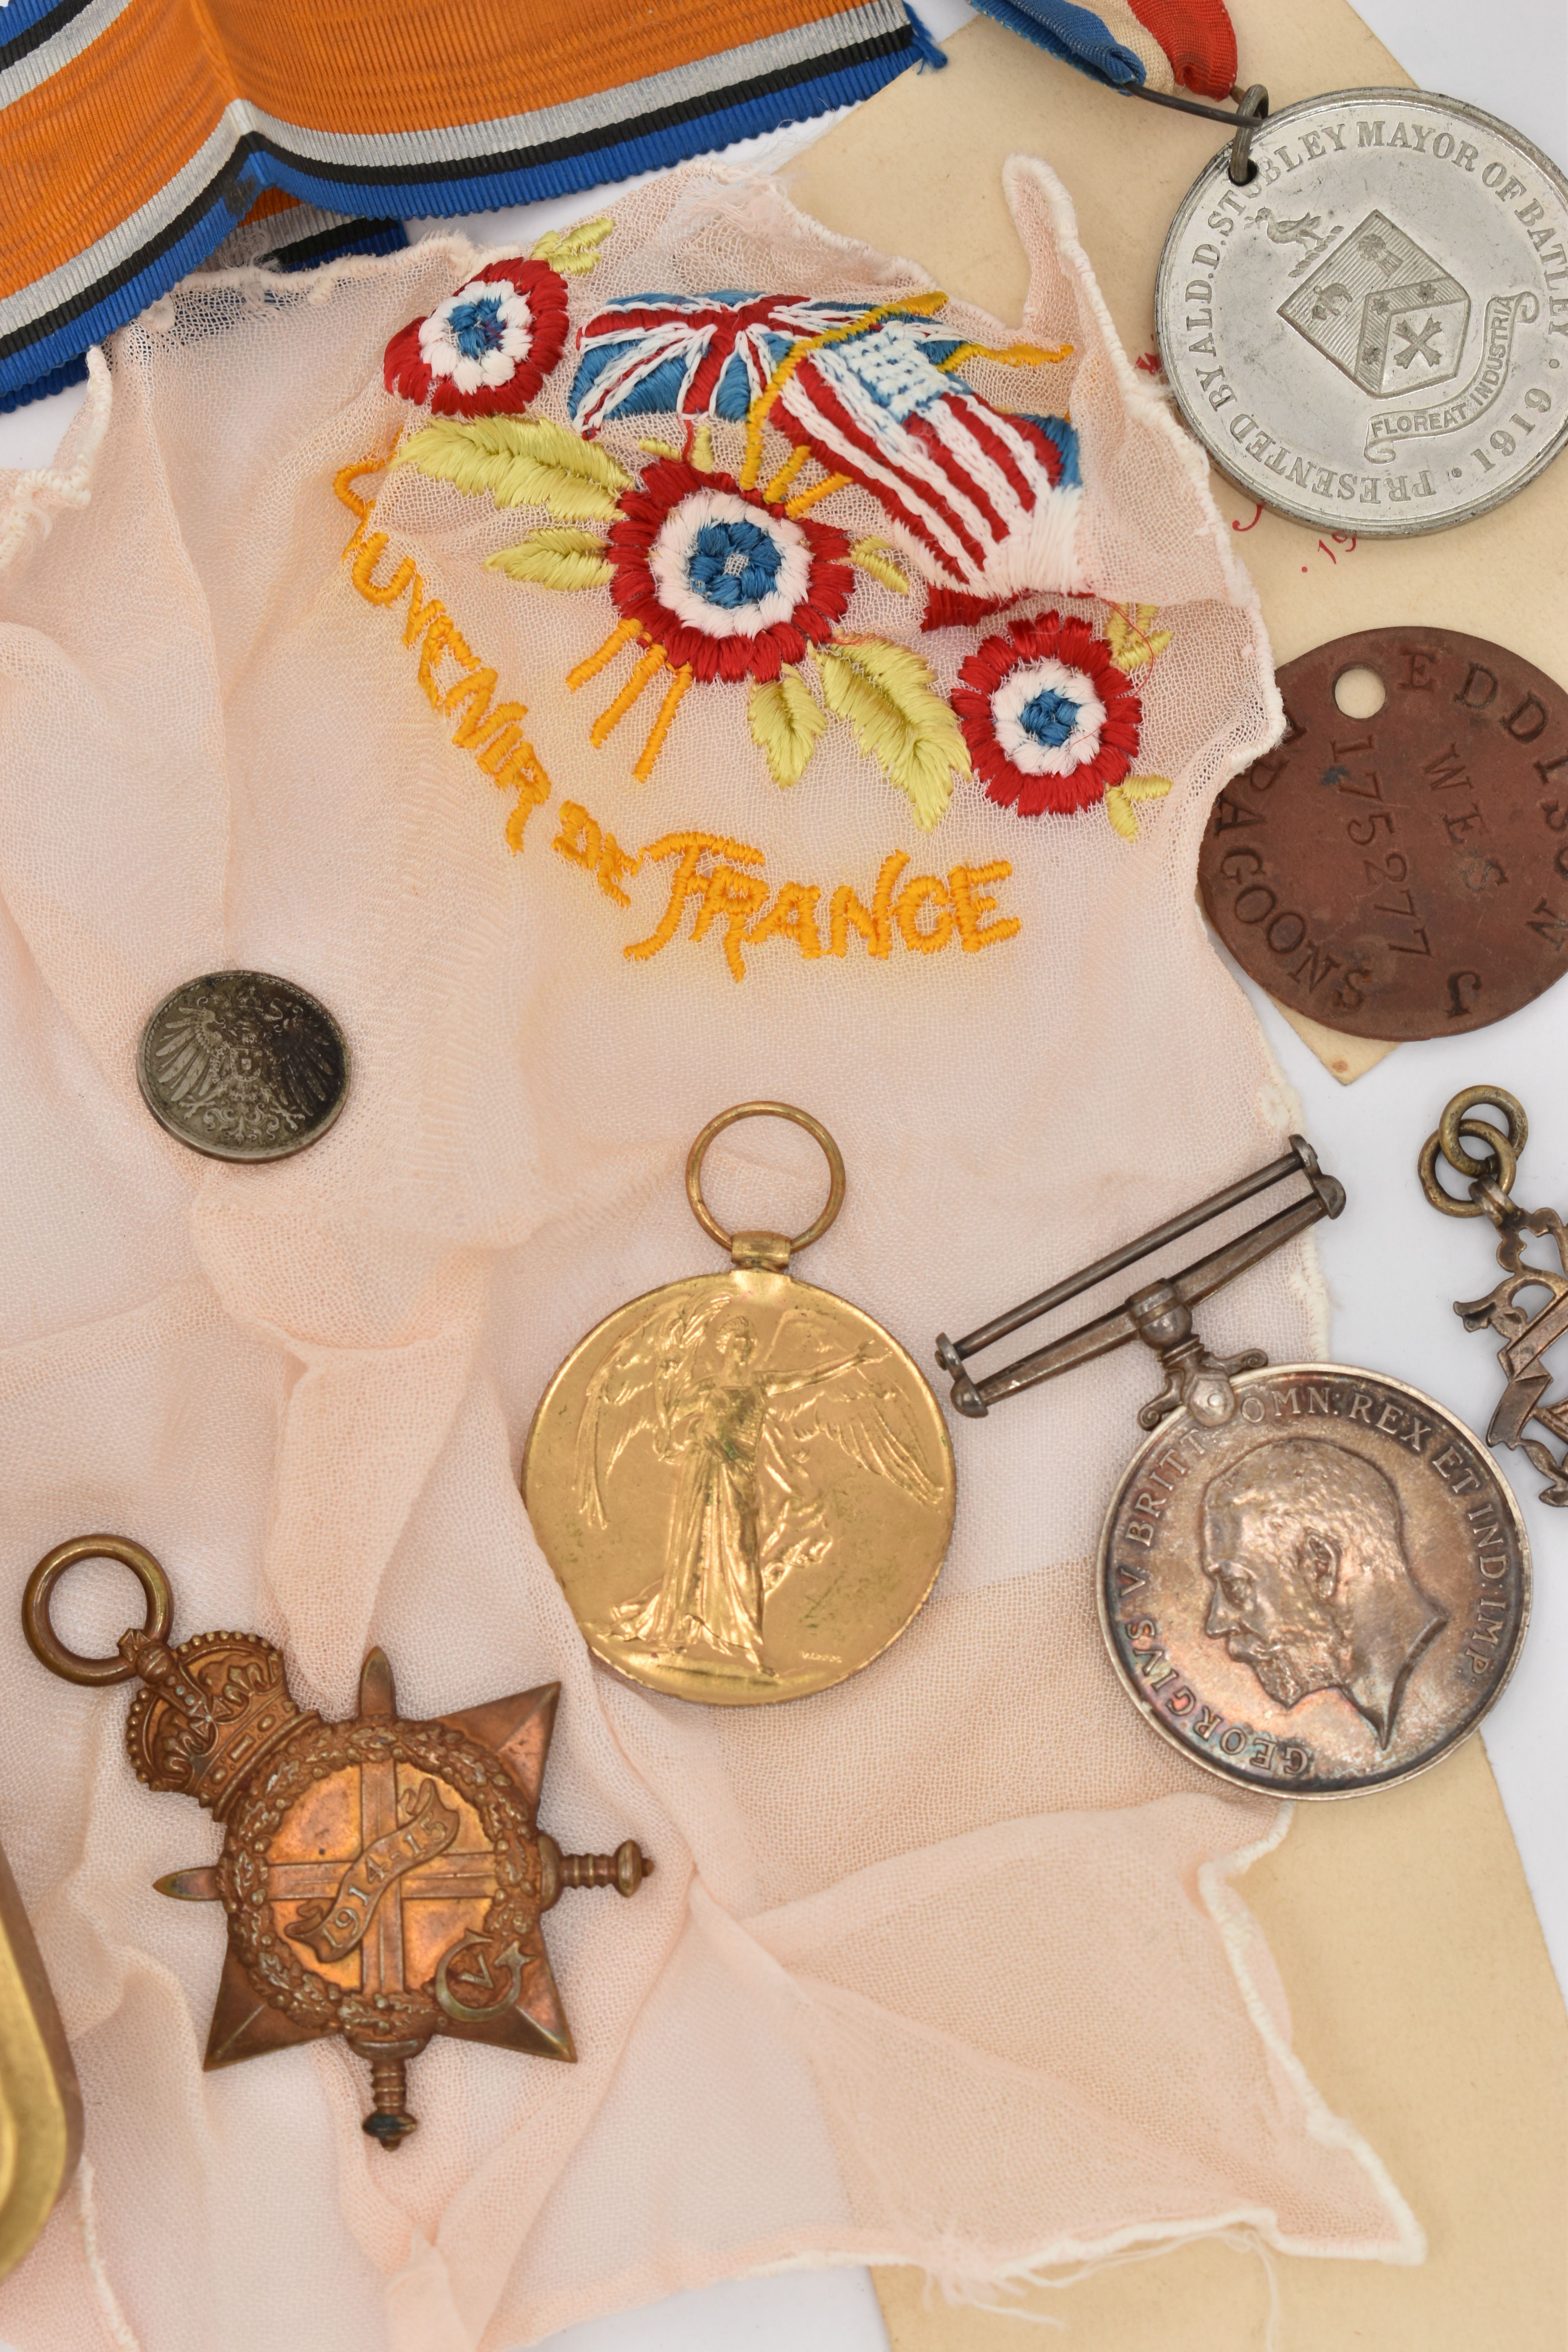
<box><xmin>138</xmin><ymin>970</ymin><xmax>348</xmax><ymax>1161</ymax></box>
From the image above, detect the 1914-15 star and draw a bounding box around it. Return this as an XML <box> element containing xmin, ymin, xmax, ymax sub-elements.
<box><xmin>22</xmin><ymin>1536</ymin><xmax>652</xmax><ymax>2151</ymax></box>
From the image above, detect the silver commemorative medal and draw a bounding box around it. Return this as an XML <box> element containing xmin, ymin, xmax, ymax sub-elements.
<box><xmin>938</xmin><ymin>1138</ymin><xmax>1531</xmax><ymax>1797</ymax></box>
<box><xmin>138</xmin><ymin>970</ymin><xmax>350</xmax><ymax>1161</ymax></box>
<box><xmin>1154</xmin><ymin>90</ymin><xmax>1568</xmax><ymax>535</ymax></box>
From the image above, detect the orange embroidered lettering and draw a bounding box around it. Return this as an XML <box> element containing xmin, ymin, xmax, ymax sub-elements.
<box><xmin>475</xmin><ymin>721</ymin><xmax>527</xmax><ymax>773</ymax></box>
<box><xmin>626</xmin><ymin>832</ymin><xmax>765</xmax><ymax>965</ymax></box>
<box><xmin>748</xmin><ymin>882</ymin><xmax>823</xmax><ymax>960</ymax></box>
<box><xmin>556</xmin><ymin>802</ymin><xmax>1023</xmax><ymax>977</ymax></box>
<box><xmin>494</xmin><ymin>742</ymin><xmax>551</xmax><ymax>849</ymax></box>
<box><xmin>337</xmin><ymin>461</ymin><xmax>552</xmax><ymax>852</ymax></box>
<box><xmin>416</xmin><ymin>618</ymin><xmax>466</xmax><ymax>705</ymax></box>
<box><xmin>552</xmin><ymin>802</ymin><xmax>639</xmax><ymax>904</ymax></box>
<box><xmin>692</xmin><ymin>863</ymin><xmax>772</xmax><ymax>981</ymax></box>
<box><xmin>949</xmin><ymin>860</ymin><xmax>1020</xmax><ymax>951</ymax></box>
<box><xmin>446</xmin><ymin>676</ymin><xmax>535</xmax><ymax>759</ymax></box>
<box><xmin>352</xmin><ymin>533</ymin><xmax>417</xmax><ymax>606</ymax></box>
<box><xmin>597</xmin><ymin>833</ymin><xmax>641</xmax><ymax>907</ymax></box>
<box><xmin>332</xmin><ymin>462</ymin><xmax>374</xmax><ymax>526</ymax></box>
<box><xmin>828</xmin><ymin>852</ymin><xmax>909</xmax><ymax>958</ymax></box>
<box><xmin>401</xmin><ymin>574</ymin><xmax>448</xmax><ymax>652</ymax></box>
<box><xmin>442</xmin><ymin>668</ymin><xmax>499</xmax><ymax>738</ymax></box>
<box><xmin>332</xmin><ymin>453</ymin><xmax>393</xmax><ymax>543</ymax></box>
<box><xmin>894</xmin><ymin>873</ymin><xmax>955</xmax><ymax>953</ymax></box>
<box><xmin>554</xmin><ymin>802</ymin><xmax>601</xmax><ymax>870</ymax></box>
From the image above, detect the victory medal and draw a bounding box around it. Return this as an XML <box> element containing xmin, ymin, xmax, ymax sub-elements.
<box><xmin>1156</xmin><ymin>90</ymin><xmax>1568</xmax><ymax>534</ymax></box>
<box><xmin>524</xmin><ymin>1104</ymin><xmax>956</xmax><ymax>1706</ymax></box>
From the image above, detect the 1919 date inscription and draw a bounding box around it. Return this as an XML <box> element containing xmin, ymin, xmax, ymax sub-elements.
<box><xmin>1155</xmin><ymin>91</ymin><xmax>1568</xmax><ymax>535</ymax></box>
<box><xmin>1197</xmin><ymin>626</ymin><xmax>1568</xmax><ymax>1040</ymax></box>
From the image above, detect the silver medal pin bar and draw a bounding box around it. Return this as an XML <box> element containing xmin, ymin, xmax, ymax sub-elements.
<box><xmin>936</xmin><ymin>1138</ymin><xmax>1345</xmax><ymax>1429</ymax></box>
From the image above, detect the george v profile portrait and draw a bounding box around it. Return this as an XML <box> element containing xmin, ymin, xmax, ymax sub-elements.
<box><xmin>1200</xmin><ymin>1437</ymin><xmax>1448</xmax><ymax>1750</ymax></box>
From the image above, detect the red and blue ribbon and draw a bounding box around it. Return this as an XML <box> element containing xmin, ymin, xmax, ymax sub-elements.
<box><xmin>968</xmin><ymin>0</ymin><xmax>1237</xmax><ymax>101</ymax></box>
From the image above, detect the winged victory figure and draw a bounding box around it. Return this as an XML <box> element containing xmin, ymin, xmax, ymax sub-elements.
<box><xmin>574</xmin><ymin>1293</ymin><xmax>942</xmax><ymax>1674</ymax></box>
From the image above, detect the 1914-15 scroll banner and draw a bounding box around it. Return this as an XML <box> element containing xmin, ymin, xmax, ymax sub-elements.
<box><xmin>0</xmin><ymin>0</ymin><xmax>944</xmax><ymax>407</ymax></box>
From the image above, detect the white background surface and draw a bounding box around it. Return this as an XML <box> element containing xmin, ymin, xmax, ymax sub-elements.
<box><xmin>2</xmin><ymin>6</ymin><xmax>1565</xmax><ymax>2348</ymax></box>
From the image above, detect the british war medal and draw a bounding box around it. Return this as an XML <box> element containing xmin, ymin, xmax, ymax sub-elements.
<box><xmin>938</xmin><ymin>1137</ymin><xmax>1529</xmax><ymax>1796</ymax></box>
<box><xmin>23</xmin><ymin>1537</ymin><xmax>651</xmax><ymax>2147</ymax></box>
<box><xmin>524</xmin><ymin>1104</ymin><xmax>956</xmax><ymax>1706</ymax></box>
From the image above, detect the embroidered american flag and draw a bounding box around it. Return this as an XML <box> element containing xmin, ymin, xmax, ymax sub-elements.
<box><xmin>570</xmin><ymin>292</ymin><xmax>1085</xmax><ymax>598</ymax></box>
<box><xmin>771</xmin><ymin>315</ymin><xmax>1083</xmax><ymax>595</ymax></box>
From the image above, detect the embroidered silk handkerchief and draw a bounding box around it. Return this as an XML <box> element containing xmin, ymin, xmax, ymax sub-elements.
<box><xmin>0</xmin><ymin>161</ymin><xmax>1420</xmax><ymax>2352</ymax></box>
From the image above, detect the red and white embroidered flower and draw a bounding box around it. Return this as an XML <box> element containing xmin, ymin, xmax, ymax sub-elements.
<box><xmin>605</xmin><ymin>458</ymin><xmax>853</xmax><ymax>683</ymax></box>
<box><xmin>953</xmin><ymin>613</ymin><xmax>1142</xmax><ymax>817</ymax></box>
<box><xmin>383</xmin><ymin>259</ymin><xmax>569</xmax><ymax>416</ymax></box>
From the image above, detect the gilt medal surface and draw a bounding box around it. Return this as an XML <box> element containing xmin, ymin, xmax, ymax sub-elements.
<box><xmin>1157</xmin><ymin>91</ymin><xmax>1568</xmax><ymax>535</ymax></box>
<box><xmin>1097</xmin><ymin>1367</ymin><xmax>1530</xmax><ymax>1797</ymax></box>
<box><xmin>138</xmin><ymin>970</ymin><xmax>348</xmax><ymax>1161</ymax></box>
<box><xmin>523</xmin><ymin>1106</ymin><xmax>956</xmax><ymax>1706</ymax></box>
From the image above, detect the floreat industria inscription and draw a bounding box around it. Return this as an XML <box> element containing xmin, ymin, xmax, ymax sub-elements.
<box><xmin>1156</xmin><ymin>91</ymin><xmax>1568</xmax><ymax>534</ymax></box>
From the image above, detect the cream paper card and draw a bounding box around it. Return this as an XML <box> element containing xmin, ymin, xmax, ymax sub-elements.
<box><xmin>788</xmin><ymin>2</ymin><xmax>1568</xmax><ymax>2341</ymax></box>
<box><xmin>797</xmin><ymin>0</ymin><xmax>1568</xmax><ymax>1087</ymax></box>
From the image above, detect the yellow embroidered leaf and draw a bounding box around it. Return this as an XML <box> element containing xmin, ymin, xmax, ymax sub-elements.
<box><xmin>394</xmin><ymin>417</ymin><xmax>632</xmax><ymax>518</ymax></box>
<box><xmin>814</xmin><ymin>638</ymin><xmax>971</xmax><ymax>831</ymax></box>
<box><xmin>486</xmin><ymin>528</ymin><xmax>613</xmax><ymax>590</ymax></box>
<box><xmin>1105</xmin><ymin>603</ymin><xmax>1173</xmax><ymax>674</ymax></box>
<box><xmin>531</xmin><ymin>215</ymin><xmax>615</xmax><ymax>276</ymax></box>
<box><xmin>690</xmin><ymin>420</ymin><xmax>715</xmax><ymax>474</ymax></box>
<box><xmin>847</xmin><ymin>537</ymin><xmax>911</xmax><ymax>595</ymax></box>
<box><xmin>1103</xmin><ymin>775</ymin><xmax>1174</xmax><ymax>839</ymax></box>
<box><xmin>749</xmin><ymin>670</ymin><xmax>828</xmax><ymax>788</ymax></box>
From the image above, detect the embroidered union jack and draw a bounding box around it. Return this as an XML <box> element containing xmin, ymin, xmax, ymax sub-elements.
<box><xmin>568</xmin><ymin>291</ymin><xmax>882</xmax><ymax>430</ymax></box>
<box><xmin>569</xmin><ymin>290</ymin><xmax>1085</xmax><ymax>600</ymax></box>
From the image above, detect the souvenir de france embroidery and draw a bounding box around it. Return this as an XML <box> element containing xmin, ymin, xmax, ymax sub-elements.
<box><xmin>552</xmin><ymin>802</ymin><xmax>1022</xmax><ymax>981</ymax></box>
<box><xmin>334</xmin><ymin>459</ymin><xmax>553</xmax><ymax>851</ymax></box>
<box><xmin>332</xmin><ymin>456</ymin><xmax>1022</xmax><ymax>981</ymax></box>
<box><xmin>380</xmin><ymin>266</ymin><xmax>1180</xmax><ymax>842</ymax></box>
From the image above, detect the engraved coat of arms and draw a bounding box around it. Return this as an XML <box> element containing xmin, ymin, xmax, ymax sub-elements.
<box><xmin>1279</xmin><ymin>209</ymin><xmax>1470</xmax><ymax>396</ymax></box>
